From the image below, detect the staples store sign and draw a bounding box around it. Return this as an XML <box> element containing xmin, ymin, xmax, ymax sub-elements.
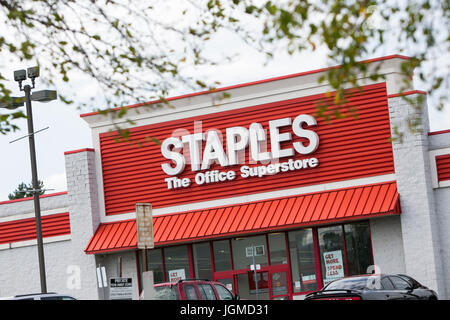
<box><xmin>161</xmin><ymin>114</ymin><xmax>319</xmax><ymax>190</ymax></box>
<box><xmin>99</xmin><ymin>83</ymin><xmax>394</xmax><ymax>215</ymax></box>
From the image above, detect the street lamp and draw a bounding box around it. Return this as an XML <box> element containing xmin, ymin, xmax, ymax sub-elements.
<box><xmin>0</xmin><ymin>66</ymin><xmax>57</xmax><ymax>293</ymax></box>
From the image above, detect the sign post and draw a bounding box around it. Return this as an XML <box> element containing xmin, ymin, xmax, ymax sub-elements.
<box><xmin>142</xmin><ymin>271</ymin><xmax>155</xmax><ymax>300</ymax></box>
<box><xmin>250</xmin><ymin>244</ymin><xmax>259</xmax><ymax>300</ymax></box>
<box><xmin>96</xmin><ymin>265</ymin><xmax>107</xmax><ymax>300</ymax></box>
<box><xmin>136</xmin><ymin>203</ymin><xmax>154</xmax><ymax>272</ymax></box>
<box><xmin>136</xmin><ymin>203</ymin><xmax>154</xmax><ymax>300</ymax></box>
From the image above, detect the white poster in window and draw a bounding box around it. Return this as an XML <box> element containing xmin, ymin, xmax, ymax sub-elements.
<box><xmin>168</xmin><ymin>269</ymin><xmax>186</xmax><ymax>282</ymax></box>
<box><xmin>323</xmin><ymin>250</ymin><xmax>344</xmax><ymax>283</ymax></box>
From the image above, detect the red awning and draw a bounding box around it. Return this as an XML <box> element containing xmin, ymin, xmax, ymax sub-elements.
<box><xmin>85</xmin><ymin>181</ymin><xmax>400</xmax><ymax>254</ymax></box>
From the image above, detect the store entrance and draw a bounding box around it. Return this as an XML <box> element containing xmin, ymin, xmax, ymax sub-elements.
<box><xmin>235</xmin><ymin>265</ymin><xmax>290</xmax><ymax>300</ymax></box>
<box><xmin>215</xmin><ymin>264</ymin><xmax>291</xmax><ymax>300</ymax></box>
<box><xmin>213</xmin><ymin>233</ymin><xmax>292</xmax><ymax>300</ymax></box>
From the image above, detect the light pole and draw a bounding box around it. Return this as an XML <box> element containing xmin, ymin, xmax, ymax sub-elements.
<box><xmin>0</xmin><ymin>67</ymin><xmax>57</xmax><ymax>293</ymax></box>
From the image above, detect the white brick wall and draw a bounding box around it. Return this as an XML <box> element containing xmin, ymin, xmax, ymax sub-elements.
<box><xmin>0</xmin><ymin>225</ymin><xmax>71</xmax><ymax>297</ymax></box>
<box><xmin>434</xmin><ymin>187</ymin><xmax>450</xmax><ymax>297</ymax></box>
<box><xmin>370</xmin><ymin>215</ymin><xmax>406</xmax><ymax>274</ymax></box>
<box><xmin>388</xmin><ymin>94</ymin><xmax>447</xmax><ymax>298</ymax></box>
<box><xmin>95</xmin><ymin>251</ymin><xmax>141</xmax><ymax>300</ymax></box>
<box><xmin>0</xmin><ymin>193</ymin><xmax>70</xmax><ymax>297</ymax></box>
<box><xmin>429</xmin><ymin>131</ymin><xmax>450</xmax><ymax>298</ymax></box>
<box><xmin>429</xmin><ymin>132</ymin><xmax>450</xmax><ymax>150</ymax></box>
<box><xmin>0</xmin><ymin>149</ymin><xmax>102</xmax><ymax>299</ymax></box>
<box><xmin>64</xmin><ymin>150</ymin><xmax>101</xmax><ymax>299</ymax></box>
<box><xmin>0</xmin><ymin>193</ymin><xmax>68</xmax><ymax>218</ymax></box>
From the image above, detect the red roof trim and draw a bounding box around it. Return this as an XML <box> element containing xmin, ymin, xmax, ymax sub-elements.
<box><xmin>387</xmin><ymin>90</ymin><xmax>427</xmax><ymax>98</ymax></box>
<box><xmin>428</xmin><ymin>129</ymin><xmax>450</xmax><ymax>136</ymax></box>
<box><xmin>80</xmin><ymin>54</ymin><xmax>411</xmax><ymax>118</ymax></box>
<box><xmin>64</xmin><ymin>148</ymin><xmax>95</xmax><ymax>155</ymax></box>
<box><xmin>0</xmin><ymin>191</ymin><xmax>68</xmax><ymax>206</ymax></box>
<box><xmin>85</xmin><ymin>181</ymin><xmax>400</xmax><ymax>254</ymax></box>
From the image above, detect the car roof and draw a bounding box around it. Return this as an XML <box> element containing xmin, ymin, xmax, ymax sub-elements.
<box><xmin>5</xmin><ymin>292</ymin><xmax>76</xmax><ymax>300</ymax></box>
<box><xmin>331</xmin><ymin>274</ymin><xmax>383</xmax><ymax>279</ymax></box>
<box><xmin>325</xmin><ymin>273</ymin><xmax>417</xmax><ymax>286</ymax></box>
<box><xmin>15</xmin><ymin>292</ymin><xmax>58</xmax><ymax>297</ymax></box>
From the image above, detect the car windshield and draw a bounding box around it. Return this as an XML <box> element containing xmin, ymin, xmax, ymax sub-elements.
<box><xmin>154</xmin><ymin>285</ymin><xmax>179</xmax><ymax>300</ymax></box>
<box><xmin>324</xmin><ymin>276</ymin><xmax>378</xmax><ymax>291</ymax></box>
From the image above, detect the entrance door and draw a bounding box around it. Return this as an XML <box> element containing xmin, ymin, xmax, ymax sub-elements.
<box><xmin>236</xmin><ymin>271</ymin><xmax>270</xmax><ymax>300</ymax></box>
<box><xmin>233</xmin><ymin>265</ymin><xmax>291</xmax><ymax>300</ymax></box>
<box><xmin>269</xmin><ymin>270</ymin><xmax>290</xmax><ymax>300</ymax></box>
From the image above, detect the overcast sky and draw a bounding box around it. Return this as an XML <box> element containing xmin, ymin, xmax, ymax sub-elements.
<box><xmin>0</xmin><ymin>27</ymin><xmax>448</xmax><ymax>202</ymax></box>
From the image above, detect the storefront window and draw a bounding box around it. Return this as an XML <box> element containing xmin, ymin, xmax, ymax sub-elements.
<box><xmin>318</xmin><ymin>225</ymin><xmax>346</xmax><ymax>286</ymax></box>
<box><xmin>288</xmin><ymin>228</ymin><xmax>318</xmax><ymax>293</ymax></box>
<box><xmin>213</xmin><ymin>240</ymin><xmax>231</xmax><ymax>272</ymax></box>
<box><xmin>146</xmin><ymin>248</ymin><xmax>164</xmax><ymax>283</ymax></box>
<box><xmin>232</xmin><ymin>235</ymin><xmax>267</xmax><ymax>270</ymax></box>
<box><xmin>164</xmin><ymin>245</ymin><xmax>190</xmax><ymax>282</ymax></box>
<box><xmin>268</xmin><ymin>233</ymin><xmax>287</xmax><ymax>265</ymax></box>
<box><xmin>344</xmin><ymin>222</ymin><xmax>374</xmax><ymax>276</ymax></box>
<box><xmin>193</xmin><ymin>242</ymin><xmax>213</xmax><ymax>280</ymax></box>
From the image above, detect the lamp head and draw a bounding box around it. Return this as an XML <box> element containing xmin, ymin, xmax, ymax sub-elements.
<box><xmin>31</xmin><ymin>90</ymin><xmax>57</xmax><ymax>103</ymax></box>
<box><xmin>27</xmin><ymin>66</ymin><xmax>40</xmax><ymax>79</ymax></box>
<box><xmin>14</xmin><ymin>69</ymin><xmax>26</xmax><ymax>82</ymax></box>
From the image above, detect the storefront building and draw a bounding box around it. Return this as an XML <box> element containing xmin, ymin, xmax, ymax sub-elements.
<box><xmin>1</xmin><ymin>55</ymin><xmax>449</xmax><ymax>300</ymax></box>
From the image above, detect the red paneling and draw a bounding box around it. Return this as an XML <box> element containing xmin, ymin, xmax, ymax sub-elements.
<box><xmin>100</xmin><ymin>83</ymin><xmax>394</xmax><ymax>216</ymax></box>
<box><xmin>85</xmin><ymin>181</ymin><xmax>400</xmax><ymax>254</ymax></box>
<box><xmin>0</xmin><ymin>212</ymin><xmax>70</xmax><ymax>245</ymax></box>
<box><xmin>436</xmin><ymin>154</ymin><xmax>450</xmax><ymax>182</ymax></box>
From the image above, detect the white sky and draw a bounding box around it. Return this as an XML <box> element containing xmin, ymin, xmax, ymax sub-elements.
<box><xmin>0</xmin><ymin>26</ymin><xmax>449</xmax><ymax>202</ymax></box>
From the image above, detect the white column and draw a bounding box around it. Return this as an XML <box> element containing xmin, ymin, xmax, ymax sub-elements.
<box><xmin>65</xmin><ymin>149</ymin><xmax>101</xmax><ymax>299</ymax></box>
<box><xmin>388</xmin><ymin>94</ymin><xmax>446</xmax><ymax>298</ymax></box>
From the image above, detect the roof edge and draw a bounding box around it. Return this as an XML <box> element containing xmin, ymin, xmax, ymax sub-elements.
<box><xmin>0</xmin><ymin>191</ymin><xmax>68</xmax><ymax>206</ymax></box>
<box><xmin>64</xmin><ymin>148</ymin><xmax>95</xmax><ymax>155</ymax></box>
<box><xmin>80</xmin><ymin>54</ymin><xmax>411</xmax><ymax>119</ymax></box>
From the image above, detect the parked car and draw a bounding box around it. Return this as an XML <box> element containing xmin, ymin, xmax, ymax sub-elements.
<box><xmin>141</xmin><ymin>279</ymin><xmax>239</xmax><ymax>300</ymax></box>
<box><xmin>1</xmin><ymin>292</ymin><xmax>76</xmax><ymax>300</ymax></box>
<box><xmin>304</xmin><ymin>274</ymin><xmax>438</xmax><ymax>300</ymax></box>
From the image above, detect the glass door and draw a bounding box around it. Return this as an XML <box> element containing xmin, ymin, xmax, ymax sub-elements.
<box><xmin>235</xmin><ymin>271</ymin><xmax>270</xmax><ymax>300</ymax></box>
<box><xmin>233</xmin><ymin>265</ymin><xmax>291</xmax><ymax>300</ymax></box>
<box><xmin>269</xmin><ymin>270</ymin><xmax>290</xmax><ymax>300</ymax></box>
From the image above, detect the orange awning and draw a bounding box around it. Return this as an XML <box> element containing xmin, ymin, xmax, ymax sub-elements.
<box><xmin>85</xmin><ymin>181</ymin><xmax>400</xmax><ymax>254</ymax></box>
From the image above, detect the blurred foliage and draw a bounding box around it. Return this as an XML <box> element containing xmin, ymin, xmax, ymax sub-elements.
<box><xmin>0</xmin><ymin>0</ymin><xmax>448</xmax><ymax>137</ymax></box>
